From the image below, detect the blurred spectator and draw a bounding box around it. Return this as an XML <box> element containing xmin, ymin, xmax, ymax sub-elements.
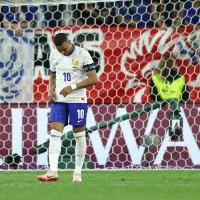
<box><xmin>150</xmin><ymin>54</ymin><xmax>189</xmax><ymax>140</ymax></box>
<box><xmin>182</xmin><ymin>0</ymin><xmax>200</xmax><ymax>31</ymax></box>
<box><xmin>151</xmin><ymin>0</ymin><xmax>184</xmax><ymax>30</ymax></box>
<box><xmin>38</xmin><ymin>4</ymin><xmax>68</xmax><ymax>28</ymax></box>
<box><xmin>63</xmin><ymin>4</ymin><xmax>74</xmax><ymax>26</ymax></box>
<box><xmin>1</xmin><ymin>6</ymin><xmax>38</xmax><ymax>36</ymax></box>
<box><xmin>0</xmin><ymin>6</ymin><xmax>3</xmax><ymax>27</ymax></box>
<box><xmin>116</xmin><ymin>0</ymin><xmax>153</xmax><ymax>27</ymax></box>
<box><xmin>73</xmin><ymin>2</ymin><xmax>116</xmax><ymax>26</ymax></box>
<box><xmin>150</xmin><ymin>55</ymin><xmax>189</xmax><ymax>102</ymax></box>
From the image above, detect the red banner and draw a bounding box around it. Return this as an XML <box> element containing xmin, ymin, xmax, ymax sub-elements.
<box><xmin>34</xmin><ymin>26</ymin><xmax>200</xmax><ymax>103</ymax></box>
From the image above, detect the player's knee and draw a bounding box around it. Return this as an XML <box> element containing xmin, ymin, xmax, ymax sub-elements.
<box><xmin>50</xmin><ymin>122</ymin><xmax>64</xmax><ymax>133</ymax></box>
<box><xmin>73</xmin><ymin>125</ymin><xmax>85</xmax><ymax>133</ymax></box>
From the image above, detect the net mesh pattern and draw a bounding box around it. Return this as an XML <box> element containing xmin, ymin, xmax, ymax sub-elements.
<box><xmin>0</xmin><ymin>0</ymin><xmax>200</xmax><ymax>169</ymax></box>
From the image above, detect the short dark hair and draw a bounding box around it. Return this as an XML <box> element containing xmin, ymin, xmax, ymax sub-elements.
<box><xmin>54</xmin><ymin>33</ymin><xmax>68</xmax><ymax>46</ymax></box>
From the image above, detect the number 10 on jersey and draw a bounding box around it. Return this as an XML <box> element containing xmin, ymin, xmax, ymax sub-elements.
<box><xmin>63</xmin><ymin>72</ymin><xmax>71</xmax><ymax>81</ymax></box>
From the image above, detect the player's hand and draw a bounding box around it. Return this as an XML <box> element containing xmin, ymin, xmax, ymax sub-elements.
<box><xmin>48</xmin><ymin>86</ymin><xmax>56</xmax><ymax>103</ymax></box>
<box><xmin>48</xmin><ymin>93</ymin><xmax>56</xmax><ymax>103</ymax></box>
<box><xmin>60</xmin><ymin>86</ymin><xmax>72</xmax><ymax>97</ymax></box>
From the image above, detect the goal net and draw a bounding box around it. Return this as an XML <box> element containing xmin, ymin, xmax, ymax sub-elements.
<box><xmin>0</xmin><ymin>0</ymin><xmax>200</xmax><ymax>170</ymax></box>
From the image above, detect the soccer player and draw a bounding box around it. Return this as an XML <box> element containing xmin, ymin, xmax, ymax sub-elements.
<box><xmin>36</xmin><ymin>33</ymin><xmax>98</xmax><ymax>182</ymax></box>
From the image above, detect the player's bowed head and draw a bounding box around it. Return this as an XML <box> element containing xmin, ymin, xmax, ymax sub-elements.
<box><xmin>54</xmin><ymin>33</ymin><xmax>72</xmax><ymax>56</ymax></box>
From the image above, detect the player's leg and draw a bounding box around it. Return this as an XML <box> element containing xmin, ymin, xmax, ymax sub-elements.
<box><xmin>72</xmin><ymin>125</ymin><xmax>86</xmax><ymax>182</ymax></box>
<box><xmin>69</xmin><ymin>103</ymin><xmax>88</xmax><ymax>182</ymax></box>
<box><xmin>37</xmin><ymin>103</ymin><xmax>68</xmax><ymax>182</ymax></box>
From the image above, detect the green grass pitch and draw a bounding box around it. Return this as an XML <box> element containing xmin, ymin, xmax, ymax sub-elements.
<box><xmin>0</xmin><ymin>170</ymin><xmax>200</xmax><ymax>200</ymax></box>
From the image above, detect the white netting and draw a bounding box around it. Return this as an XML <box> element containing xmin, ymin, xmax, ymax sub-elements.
<box><xmin>0</xmin><ymin>0</ymin><xmax>114</xmax><ymax>6</ymax></box>
<box><xmin>0</xmin><ymin>0</ymin><xmax>200</xmax><ymax>170</ymax></box>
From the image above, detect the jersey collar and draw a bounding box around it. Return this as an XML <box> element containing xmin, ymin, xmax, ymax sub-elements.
<box><xmin>67</xmin><ymin>44</ymin><xmax>75</xmax><ymax>56</ymax></box>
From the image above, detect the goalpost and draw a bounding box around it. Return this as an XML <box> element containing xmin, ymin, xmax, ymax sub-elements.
<box><xmin>0</xmin><ymin>0</ymin><xmax>200</xmax><ymax>170</ymax></box>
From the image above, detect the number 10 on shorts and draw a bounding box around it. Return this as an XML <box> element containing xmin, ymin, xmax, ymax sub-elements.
<box><xmin>77</xmin><ymin>109</ymin><xmax>84</xmax><ymax>120</ymax></box>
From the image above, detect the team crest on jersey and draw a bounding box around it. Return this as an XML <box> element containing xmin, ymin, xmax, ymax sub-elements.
<box><xmin>72</xmin><ymin>59</ymin><xmax>79</xmax><ymax>67</ymax></box>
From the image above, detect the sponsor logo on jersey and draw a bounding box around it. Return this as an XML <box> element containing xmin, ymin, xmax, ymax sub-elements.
<box><xmin>55</xmin><ymin>59</ymin><xmax>61</xmax><ymax>66</ymax></box>
<box><xmin>72</xmin><ymin>67</ymin><xmax>78</xmax><ymax>72</ymax></box>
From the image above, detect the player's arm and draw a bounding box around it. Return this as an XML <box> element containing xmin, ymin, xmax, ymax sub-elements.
<box><xmin>60</xmin><ymin>70</ymin><xmax>98</xmax><ymax>97</ymax></box>
<box><xmin>76</xmin><ymin>70</ymin><xmax>98</xmax><ymax>89</ymax></box>
<box><xmin>48</xmin><ymin>73</ymin><xmax>56</xmax><ymax>103</ymax></box>
<box><xmin>48</xmin><ymin>51</ymin><xmax>57</xmax><ymax>103</ymax></box>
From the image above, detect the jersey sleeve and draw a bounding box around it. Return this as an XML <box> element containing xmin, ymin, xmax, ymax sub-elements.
<box><xmin>82</xmin><ymin>50</ymin><xmax>95</xmax><ymax>72</ymax></box>
<box><xmin>49</xmin><ymin>52</ymin><xmax>56</xmax><ymax>74</ymax></box>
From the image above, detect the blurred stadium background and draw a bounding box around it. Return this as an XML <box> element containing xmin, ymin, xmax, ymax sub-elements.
<box><xmin>0</xmin><ymin>0</ymin><xmax>200</xmax><ymax>199</ymax></box>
